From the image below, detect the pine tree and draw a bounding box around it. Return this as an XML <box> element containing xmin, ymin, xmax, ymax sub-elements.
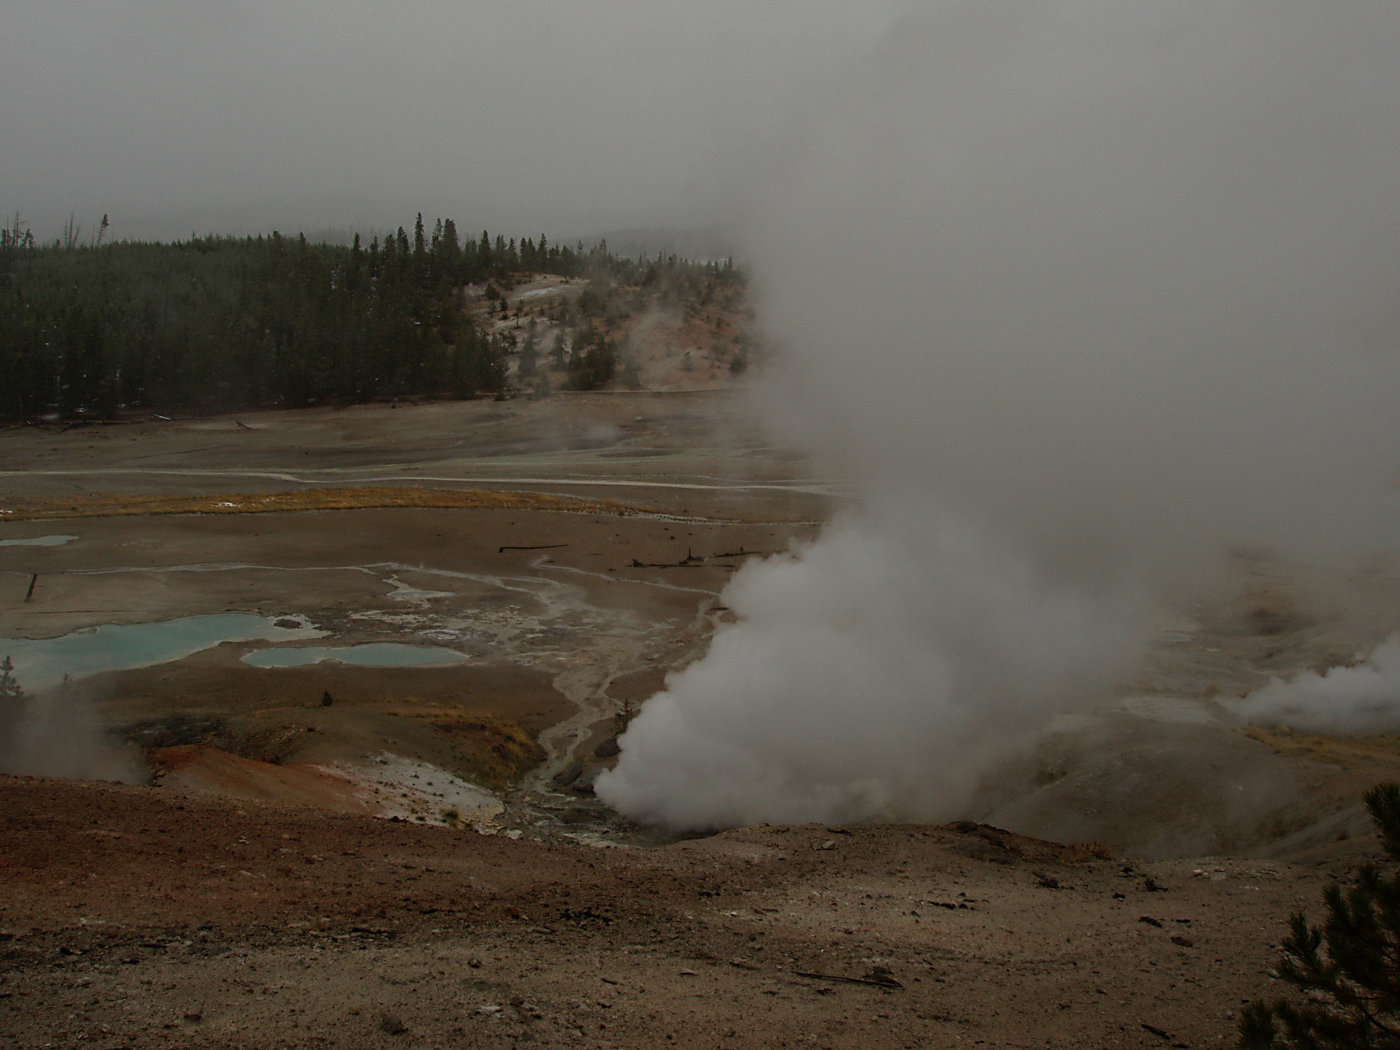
<box><xmin>1240</xmin><ymin>782</ymin><xmax>1400</xmax><ymax>1049</ymax></box>
<box><xmin>435</xmin><ymin>218</ymin><xmax>460</xmax><ymax>286</ymax></box>
<box><xmin>1</xmin><ymin>656</ymin><xmax>24</xmax><ymax>702</ymax></box>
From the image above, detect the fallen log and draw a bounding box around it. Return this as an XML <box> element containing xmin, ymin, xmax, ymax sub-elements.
<box><xmin>629</xmin><ymin>548</ymin><xmax>773</xmax><ymax>569</ymax></box>
<box><xmin>792</xmin><ymin>968</ymin><xmax>904</xmax><ymax>990</ymax></box>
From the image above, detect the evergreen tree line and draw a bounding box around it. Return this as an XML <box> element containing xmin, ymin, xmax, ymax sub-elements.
<box><xmin>0</xmin><ymin>213</ymin><xmax>728</xmax><ymax>421</ymax></box>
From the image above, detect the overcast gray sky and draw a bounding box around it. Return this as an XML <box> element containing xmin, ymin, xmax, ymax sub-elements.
<box><xmin>2</xmin><ymin>1</ymin><xmax>907</xmax><ymax>243</ymax></box>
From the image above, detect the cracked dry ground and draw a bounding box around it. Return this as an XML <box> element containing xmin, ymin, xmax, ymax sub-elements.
<box><xmin>0</xmin><ymin>774</ymin><xmax>1364</xmax><ymax>1050</ymax></box>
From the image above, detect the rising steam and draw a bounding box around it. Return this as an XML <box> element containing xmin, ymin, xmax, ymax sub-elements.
<box><xmin>596</xmin><ymin>3</ymin><xmax>1400</xmax><ymax>830</ymax></box>
<box><xmin>1235</xmin><ymin>635</ymin><xmax>1400</xmax><ymax>736</ymax></box>
<box><xmin>599</xmin><ymin>498</ymin><xmax>1141</xmax><ymax>829</ymax></box>
<box><xmin>0</xmin><ymin>687</ymin><xmax>144</xmax><ymax>784</ymax></box>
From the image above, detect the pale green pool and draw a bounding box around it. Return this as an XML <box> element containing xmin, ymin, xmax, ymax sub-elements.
<box><xmin>0</xmin><ymin>534</ymin><xmax>78</xmax><ymax>548</ymax></box>
<box><xmin>0</xmin><ymin>614</ymin><xmax>324</xmax><ymax>692</ymax></box>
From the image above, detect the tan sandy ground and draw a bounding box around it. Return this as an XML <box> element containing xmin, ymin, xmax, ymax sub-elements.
<box><xmin>1</xmin><ymin>395</ymin><xmax>1399</xmax><ymax>1047</ymax></box>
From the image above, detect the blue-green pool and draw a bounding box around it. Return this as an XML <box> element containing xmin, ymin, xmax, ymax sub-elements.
<box><xmin>0</xmin><ymin>614</ymin><xmax>323</xmax><ymax>692</ymax></box>
<box><xmin>0</xmin><ymin>534</ymin><xmax>78</xmax><ymax>548</ymax></box>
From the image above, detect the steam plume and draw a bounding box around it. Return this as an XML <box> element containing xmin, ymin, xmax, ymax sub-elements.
<box><xmin>1236</xmin><ymin>635</ymin><xmax>1400</xmax><ymax>735</ymax></box>
<box><xmin>0</xmin><ymin>688</ymin><xmax>144</xmax><ymax>784</ymax></box>
<box><xmin>596</xmin><ymin>3</ymin><xmax>1400</xmax><ymax>830</ymax></box>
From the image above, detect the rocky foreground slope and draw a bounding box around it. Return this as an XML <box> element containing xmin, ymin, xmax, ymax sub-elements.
<box><xmin>0</xmin><ymin>772</ymin><xmax>1371</xmax><ymax>1050</ymax></box>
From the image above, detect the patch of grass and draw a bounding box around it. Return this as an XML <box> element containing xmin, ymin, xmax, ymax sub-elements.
<box><xmin>1243</xmin><ymin>726</ymin><xmax>1400</xmax><ymax>770</ymax></box>
<box><xmin>431</xmin><ymin>714</ymin><xmax>544</xmax><ymax>790</ymax></box>
<box><xmin>378</xmin><ymin>702</ymin><xmax>545</xmax><ymax>787</ymax></box>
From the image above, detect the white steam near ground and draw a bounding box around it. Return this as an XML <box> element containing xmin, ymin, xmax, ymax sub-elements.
<box><xmin>1237</xmin><ymin>635</ymin><xmax>1400</xmax><ymax>736</ymax></box>
<box><xmin>595</xmin><ymin>4</ymin><xmax>1400</xmax><ymax>831</ymax></box>
<box><xmin>0</xmin><ymin>689</ymin><xmax>145</xmax><ymax>784</ymax></box>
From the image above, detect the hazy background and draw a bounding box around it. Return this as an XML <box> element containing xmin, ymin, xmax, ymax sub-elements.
<box><xmin>8</xmin><ymin>2</ymin><xmax>1400</xmax><ymax>831</ymax></box>
<box><xmin>1</xmin><ymin>0</ymin><xmax>906</xmax><ymax>243</ymax></box>
<box><xmin>598</xmin><ymin>3</ymin><xmax>1400</xmax><ymax>831</ymax></box>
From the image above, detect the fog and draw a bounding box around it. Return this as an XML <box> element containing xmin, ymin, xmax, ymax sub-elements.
<box><xmin>596</xmin><ymin>4</ymin><xmax>1400</xmax><ymax>830</ymax></box>
<box><xmin>1</xmin><ymin>2</ymin><xmax>901</xmax><ymax>242</ymax></box>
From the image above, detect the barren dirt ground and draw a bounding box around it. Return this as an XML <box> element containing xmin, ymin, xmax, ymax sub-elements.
<box><xmin>2</xmin><ymin>393</ymin><xmax>1399</xmax><ymax>1048</ymax></box>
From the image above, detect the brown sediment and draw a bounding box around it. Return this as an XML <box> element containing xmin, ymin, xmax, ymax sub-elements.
<box><xmin>0</xmin><ymin>485</ymin><xmax>647</xmax><ymax>522</ymax></box>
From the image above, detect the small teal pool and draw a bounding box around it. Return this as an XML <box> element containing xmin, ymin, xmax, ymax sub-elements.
<box><xmin>0</xmin><ymin>613</ymin><xmax>324</xmax><ymax>692</ymax></box>
<box><xmin>242</xmin><ymin>644</ymin><xmax>470</xmax><ymax>668</ymax></box>
<box><xmin>0</xmin><ymin>534</ymin><xmax>78</xmax><ymax>548</ymax></box>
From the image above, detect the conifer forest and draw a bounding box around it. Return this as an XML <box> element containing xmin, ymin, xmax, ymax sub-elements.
<box><xmin>0</xmin><ymin>213</ymin><xmax>744</xmax><ymax>422</ymax></box>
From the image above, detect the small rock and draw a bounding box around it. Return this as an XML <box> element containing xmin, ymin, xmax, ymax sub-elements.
<box><xmin>379</xmin><ymin>1014</ymin><xmax>407</xmax><ymax>1035</ymax></box>
<box><xmin>594</xmin><ymin>736</ymin><xmax>620</xmax><ymax>759</ymax></box>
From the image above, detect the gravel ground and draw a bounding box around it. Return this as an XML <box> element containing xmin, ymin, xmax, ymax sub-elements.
<box><xmin>0</xmin><ymin>773</ymin><xmax>1369</xmax><ymax>1050</ymax></box>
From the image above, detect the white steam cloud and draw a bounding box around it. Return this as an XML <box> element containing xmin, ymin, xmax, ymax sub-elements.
<box><xmin>1236</xmin><ymin>635</ymin><xmax>1400</xmax><ymax>735</ymax></box>
<box><xmin>596</xmin><ymin>3</ymin><xmax>1400</xmax><ymax>830</ymax></box>
<box><xmin>0</xmin><ymin>689</ymin><xmax>144</xmax><ymax>784</ymax></box>
<box><xmin>598</xmin><ymin>499</ymin><xmax>1140</xmax><ymax>829</ymax></box>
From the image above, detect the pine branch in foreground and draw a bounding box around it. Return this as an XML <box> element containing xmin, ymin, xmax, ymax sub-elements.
<box><xmin>1240</xmin><ymin>783</ymin><xmax>1400</xmax><ymax>1049</ymax></box>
